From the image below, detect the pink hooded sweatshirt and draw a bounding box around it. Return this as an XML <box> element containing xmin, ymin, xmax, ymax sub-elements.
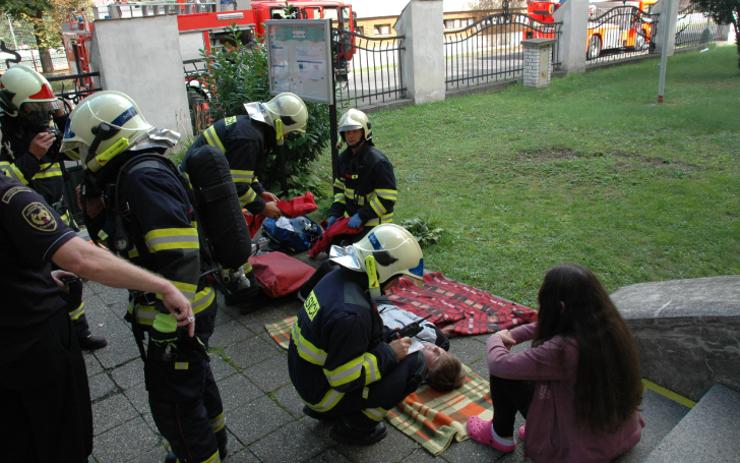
<box><xmin>487</xmin><ymin>323</ymin><xmax>644</xmax><ymax>463</ymax></box>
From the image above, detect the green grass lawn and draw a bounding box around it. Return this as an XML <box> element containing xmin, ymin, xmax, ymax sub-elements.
<box><xmin>313</xmin><ymin>45</ymin><xmax>739</xmax><ymax>307</ymax></box>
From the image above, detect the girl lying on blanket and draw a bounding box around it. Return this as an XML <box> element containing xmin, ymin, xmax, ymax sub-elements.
<box><xmin>467</xmin><ymin>263</ymin><xmax>643</xmax><ymax>462</ymax></box>
<box><xmin>378</xmin><ymin>300</ymin><xmax>464</xmax><ymax>392</ymax></box>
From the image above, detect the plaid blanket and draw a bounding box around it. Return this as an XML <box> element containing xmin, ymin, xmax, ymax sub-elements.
<box><xmin>384</xmin><ymin>272</ymin><xmax>537</xmax><ymax>336</ymax></box>
<box><xmin>263</xmin><ymin>318</ymin><xmax>493</xmax><ymax>455</ymax></box>
<box><xmin>387</xmin><ymin>364</ymin><xmax>492</xmax><ymax>455</ymax></box>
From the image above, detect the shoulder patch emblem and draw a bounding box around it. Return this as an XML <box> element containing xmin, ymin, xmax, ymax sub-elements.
<box><xmin>22</xmin><ymin>202</ymin><xmax>58</xmax><ymax>232</ymax></box>
<box><xmin>1</xmin><ymin>185</ymin><xmax>32</xmax><ymax>204</ymax></box>
<box><xmin>304</xmin><ymin>291</ymin><xmax>321</xmax><ymax>321</ymax></box>
<box><xmin>224</xmin><ymin>116</ymin><xmax>237</xmax><ymax>126</ymax></box>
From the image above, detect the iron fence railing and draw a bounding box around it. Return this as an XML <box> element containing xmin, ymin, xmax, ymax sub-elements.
<box><xmin>0</xmin><ymin>47</ymin><xmax>70</xmax><ymax>72</ymax></box>
<box><xmin>46</xmin><ymin>72</ymin><xmax>102</xmax><ymax>106</ymax></box>
<box><xmin>94</xmin><ymin>1</ymin><xmax>217</xmax><ymax>20</ymax></box>
<box><xmin>444</xmin><ymin>12</ymin><xmax>562</xmax><ymax>91</ymax></box>
<box><xmin>586</xmin><ymin>6</ymin><xmax>659</xmax><ymax>66</ymax></box>
<box><xmin>332</xmin><ymin>29</ymin><xmax>406</xmax><ymax>109</ymax></box>
<box><xmin>674</xmin><ymin>5</ymin><xmax>726</xmax><ymax>49</ymax></box>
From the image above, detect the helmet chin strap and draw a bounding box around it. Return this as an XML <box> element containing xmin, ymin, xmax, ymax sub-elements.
<box><xmin>364</xmin><ymin>255</ymin><xmax>381</xmax><ymax>301</ymax></box>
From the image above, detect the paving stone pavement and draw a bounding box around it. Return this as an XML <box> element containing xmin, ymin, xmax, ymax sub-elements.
<box><xmin>81</xmin><ymin>280</ymin><xmax>529</xmax><ymax>463</ymax></box>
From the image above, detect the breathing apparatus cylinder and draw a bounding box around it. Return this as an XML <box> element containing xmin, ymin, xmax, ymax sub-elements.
<box><xmin>182</xmin><ymin>144</ymin><xmax>251</xmax><ymax>269</ymax></box>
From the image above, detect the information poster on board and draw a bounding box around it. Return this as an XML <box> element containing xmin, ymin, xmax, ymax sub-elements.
<box><xmin>266</xmin><ymin>19</ymin><xmax>333</xmax><ymax>104</ymax></box>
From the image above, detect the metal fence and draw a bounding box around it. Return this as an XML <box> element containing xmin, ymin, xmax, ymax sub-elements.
<box><xmin>674</xmin><ymin>5</ymin><xmax>726</xmax><ymax>50</ymax></box>
<box><xmin>586</xmin><ymin>5</ymin><xmax>659</xmax><ymax>66</ymax></box>
<box><xmin>46</xmin><ymin>72</ymin><xmax>102</xmax><ymax>106</ymax></box>
<box><xmin>444</xmin><ymin>12</ymin><xmax>561</xmax><ymax>92</ymax></box>
<box><xmin>332</xmin><ymin>29</ymin><xmax>406</xmax><ymax>109</ymax></box>
<box><xmin>94</xmin><ymin>1</ymin><xmax>216</xmax><ymax>20</ymax></box>
<box><xmin>0</xmin><ymin>46</ymin><xmax>70</xmax><ymax>72</ymax></box>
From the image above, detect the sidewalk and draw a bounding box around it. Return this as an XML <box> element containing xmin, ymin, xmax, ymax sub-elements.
<box><xmin>82</xmin><ymin>281</ymin><xmax>528</xmax><ymax>463</ymax></box>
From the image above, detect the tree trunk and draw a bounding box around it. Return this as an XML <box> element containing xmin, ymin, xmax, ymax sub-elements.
<box><xmin>38</xmin><ymin>47</ymin><xmax>54</xmax><ymax>73</ymax></box>
<box><xmin>31</xmin><ymin>14</ymin><xmax>55</xmax><ymax>74</ymax></box>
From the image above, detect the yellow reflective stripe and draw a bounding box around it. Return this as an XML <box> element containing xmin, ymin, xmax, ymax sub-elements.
<box><xmin>362</xmin><ymin>407</ymin><xmax>387</xmax><ymax>421</ymax></box>
<box><xmin>333</xmin><ymin>193</ymin><xmax>346</xmax><ymax>204</ymax></box>
<box><xmin>323</xmin><ymin>354</ymin><xmax>364</xmax><ymax>388</ymax></box>
<box><xmin>203</xmin><ymin>125</ymin><xmax>225</xmax><ymax>153</ymax></box>
<box><xmin>375</xmin><ymin>188</ymin><xmax>398</xmax><ymax>201</ymax></box>
<box><xmin>144</xmin><ymin>228</ymin><xmax>199</xmax><ymax>253</ymax></box>
<box><xmin>367</xmin><ymin>193</ymin><xmax>387</xmax><ymax>217</ymax></box>
<box><xmin>201</xmin><ymin>449</ymin><xmax>221</xmax><ymax>463</ymax></box>
<box><xmin>345</xmin><ymin>187</ymin><xmax>355</xmax><ymax>200</ymax></box>
<box><xmin>239</xmin><ymin>188</ymin><xmax>257</xmax><ymax>206</ymax></box>
<box><xmin>333</xmin><ymin>178</ymin><xmax>345</xmax><ymax>189</ymax></box>
<box><xmin>31</xmin><ymin>164</ymin><xmax>62</xmax><ymax>180</ymax></box>
<box><xmin>305</xmin><ymin>388</ymin><xmax>345</xmax><ymax>413</ymax></box>
<box><xmin>68</xmin><ymin>302</ymin><xmax>85</xmax><ymax>321</ymax></box>
<box><xmin>192</xmin><ymin>287</ymin><xmax>215</xmax><ymax>314</ymax></box>
<box><xmin>363</xmin><ymin>353</ymin><xmax>381</xmax><ymax>385</ymax></box>
<box><xmin>128</xmin><ymin>302</ymin><xmax>157</xmax><ymax>326</ymax></box>
<box><xmin>290</xmin><ymin>321</ymin><xmax>327</xmax><ymax>366</ymax></box>
<box><xmin>2</xmin><ymin>162</ymin><xmax>29</xmax><ymax>185</ymax></box>
<box><xmin>128</xmin><ymin>247</ymin><xmax>139</xmax><ymax>259</ymax></box>
<box><xmin>230</xmin><ymin>169</ymin><xmax>255</xmax><ymax>184</ymax></box>
<box><xmin>210</xmin><ymin>411</ymin><xmax>225</xmax><ymax>433</ymax></box>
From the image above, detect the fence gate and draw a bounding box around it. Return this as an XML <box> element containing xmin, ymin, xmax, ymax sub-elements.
<box><xmin>444</xmin><ymin>10</ymin><xmax>562</xmax><ymax>91</ymax></box>
<box><xmin>585</xmin><ymin>5</ymin><xmax>659</xmax><ymax>66</ymax></box>
<box><xmin>674</xmin><ymin>3</ymin><xmax>728</xmax><ymax>50</ymax></box>
<box><xmin>332</xmin><ymin>29</ymin><xmax>406</xmax><ymax>110</ymax></box>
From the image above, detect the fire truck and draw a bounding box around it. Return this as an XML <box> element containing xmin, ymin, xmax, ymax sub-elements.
<box><xmin>523</xmin><ymin>0</ymin><xmax>657</xmax><ymax>59</ymax></box>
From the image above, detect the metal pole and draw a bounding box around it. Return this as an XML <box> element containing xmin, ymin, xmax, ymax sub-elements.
<box><xmin>6</xmin><ymin>14</ymin><xmax>18</xmax><ymax>49</ymax></box>
<box><xmin>657</xmin><ymin>0</ymin><xmax>672</xmax><ymax>104</ymax></box>
<box><xmin>330</xmin><ymin>26</ymin><xmax>339</xmax><ymax>179</ymax></box>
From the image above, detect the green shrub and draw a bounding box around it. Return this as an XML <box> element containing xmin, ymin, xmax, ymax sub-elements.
<box><xmin>202</xmin><ymin>30</ymin><xmax>330</xmax><ymax>195</ymax></box>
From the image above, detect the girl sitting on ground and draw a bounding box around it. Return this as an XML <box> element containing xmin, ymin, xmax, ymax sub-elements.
<box><xmin>467</xmin><ymin>263</ymin><xmax>644</xmax><ymax>462</ymax></box>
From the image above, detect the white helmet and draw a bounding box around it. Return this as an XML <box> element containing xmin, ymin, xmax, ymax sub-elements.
<box><xmin>338</xmin><ymin>108</ymin><xmax>371</xmax><ymax>143</ymax></box>
<box><xmin>330</xmin><ymin>223</ymin><xmax>424</xmax><ymax>285</ymax></box>
<box><xmin>0</xmin><ymin>64</ymin><xmax>57</xmax><ymax>117</ymax></box>
<box><xmin>61</xmin><ymin>90</ymin><xmax>154</xmax><ymax>172</ymax></box>
<box><xmin>244</xmin><ymin>92</ymin><xmax>308</xmax><ymax>145</ymax></box>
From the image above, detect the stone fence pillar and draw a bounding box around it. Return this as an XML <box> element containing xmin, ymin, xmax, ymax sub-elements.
<box><xmin>553</xmin><ymin>0</ymin><xmax>587</xmax><ymax>73</ymax></box>
<box><xmin>394</xmin><ymin>0</ymin><xmax>445</xmax><ymax>104</ymax></box>
<box><xmin>522</xmin><ymin>39</ymin><xmax>555</xmax><ymax>88</ymax></box>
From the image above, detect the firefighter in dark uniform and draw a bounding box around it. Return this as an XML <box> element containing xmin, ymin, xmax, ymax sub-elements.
<box><xmin>61</xmin><ymin>90</ymin><xmax>227</xmax><ymax>463</ymax></box>
<box><xmin>326</xmin><ymin>108</ymin><xmax>397</xmax><ymax>239</ymax></box>
<box><xmin>0</xmin><ymin>64</ymin><xmax>107</xmax><ymax>351</ymax></box>
<box><xmin>288</xmin><ymin>223</ymin><xmax>427</xmax><ymax>445</ymax></box>
<box><xmin>185</xmin><ymin>91</ymin><xmax>308</xmax><ymax>309</ymax></box>
<box><xmin>0</xmin><ymin>174</ymin><xmax>193</xmax><ymax>462</ymax></box>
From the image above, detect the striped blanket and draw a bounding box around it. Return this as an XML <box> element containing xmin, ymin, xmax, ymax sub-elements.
<box><xmin>263</xmin><ymin>317</ymin><xmax>493</xmax><ymax>455</ymax></box>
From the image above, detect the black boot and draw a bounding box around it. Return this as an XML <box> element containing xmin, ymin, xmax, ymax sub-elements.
<box><xmin>330</xmin><ymin>417</ymin><xmax>387</xmax><ymax>446</ymax></box>
<box><xmin>79</xmin><ymin>334</ymin><xmax>108</xmax><ymax>351</ymax></box>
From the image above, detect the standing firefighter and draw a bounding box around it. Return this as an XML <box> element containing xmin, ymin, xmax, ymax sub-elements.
<box><xmin>61</xmin><ymin>91</ymin><xmax>228</xmax><ymax>463</ymax></box>
<box><xmin>184</xmin><ymin>91</ymin><xmax>308</xmax><ymax>310</ymax></box>
<box><xmin>0</xmin><ymin>64</ymin><xmax>107</xmax><ymax>351</ymax></box>
<box><xmin>0</xmin><ymin>173</ymin><xmax>193</xmax><ymax>463</ymax></box>
<box><xmin>288</xmin><ymin>223</ymin><xmax>427</xmax><ymax>445</ymax></box>
<box><xmin>326</xmin><ymin>108</ymin><xmax>397</xmax><ymax>237</ymax></box>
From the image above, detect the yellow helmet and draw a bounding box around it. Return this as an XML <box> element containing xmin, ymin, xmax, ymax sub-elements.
<box><xmin>61</xmin><ymin>90</ymin><xmax>154</xmax><ymax>172</ymax></box>
<box><xmin>330</xmin><ymin>223</ymin><xmax>424</xmax><ymax>284</ymax></box>
<box><xmin>338</xmin><ymin>108</ymin><xmax>372</xmax><ymax>143</ymax></box>
<box><xmin>244</xmin><ymin>92</ymin><xmax>308</xmax><ymax>145</ymax></box>
<box><xmin>0</xmin><ymin>65</ymin><xmax>56</xmax><ymax>117</ymax></box>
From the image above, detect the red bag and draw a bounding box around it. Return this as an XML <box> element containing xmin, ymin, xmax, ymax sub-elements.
<box><xmin>249</xmin><ymin>251</ymin><xmax>315</xmax><ymax>298</ymax></box>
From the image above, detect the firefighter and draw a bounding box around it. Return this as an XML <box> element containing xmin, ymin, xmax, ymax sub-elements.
<box><xmin>326</xmin><ymin>108</ymin><xmax>397</xmax><ymax>241</ymax></box>
<box><xmin>288</xmin><ymin>223</ymin><xmax>427</xmax><ymax>445</ymax></box>
<box><xmin>0</xmin><ymin>64</ymin><xmax>107</xmax><ymax>351</ymax></box>
<box><xmin>61</xmin><ymin>90</ymin><xmax>228</xmax><ymax>463</ymax></box>
<box><xmin>0</xmin><ymin>174</ymin><xmax>193</xmax><ymax>463</ymax></box>
<box><xmin>183</xmin><ymin>92</ymin><xmax>308</xmax><ymax>310</ymax></box>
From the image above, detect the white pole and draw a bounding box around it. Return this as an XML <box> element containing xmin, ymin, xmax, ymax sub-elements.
<box><xmin>657</xmin><ymin>0</ymin><xmax>673</xmax><ymax>104</ymax></box>
<box><xmin>6</xmin><ymin>14</ymin><xmax>18</xmax><ymax>49</ymax></box>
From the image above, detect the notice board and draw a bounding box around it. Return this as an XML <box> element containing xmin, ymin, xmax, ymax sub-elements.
<box><xmin>265</xmin><ymin>19</ymin><xmax>333</xmax><ymax>104</ymax></box>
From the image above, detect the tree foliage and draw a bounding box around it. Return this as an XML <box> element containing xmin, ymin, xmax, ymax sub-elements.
<box><xmin>202</xmin><ymin>29</ymin><xmax>330</xmax><ymax>195</ymax></box>
<box><xmin>691</xmin><ymin>0</ymin><xmax>740</xmax><ymax>68</ymax></box>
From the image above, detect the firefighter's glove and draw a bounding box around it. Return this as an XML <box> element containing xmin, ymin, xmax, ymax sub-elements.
<box><xmin>348</xmin><ymin>213</ymin><xmax>363</xmax><ymax>229</ymax></box>
<box><xmin>326</xmin><ymin>216</ymin><xmax>337</xmax><ymax>228</ymax></box>
<box><xmin>51</xmin><ymin>270</ymin><xmax>83</xmax><ymax>308</ymax></box>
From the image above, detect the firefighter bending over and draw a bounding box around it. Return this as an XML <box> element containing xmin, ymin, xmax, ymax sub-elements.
<box><xmin>0</xmin><ymin>64</ymin><xmax>107</xmax><ymax>351</ymax></box>
<box><xmin>61</xmin><ymin>91</ymin><xmax>228</xmax><ymax>463</ymax></box>
<box><xmin>183</xmin><ymin>91</ymin><xmax>308</xmax><ymax>310</ymax></box>
<box><xmin>288</xmin><ymin>223</ymin><xmax>427</xmax><ymax>445</ymax></box>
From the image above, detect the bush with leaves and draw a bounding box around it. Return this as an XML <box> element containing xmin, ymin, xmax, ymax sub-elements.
<box><xmin>202</xmin><ymin>29</ymin><xmax>330</xmax><ymax>195</ymax></box>
<box><xmin>400</xmin><ymin>218</ymin><xmax>444</xmax><ymax>248</ymax></box>
<box><xmin>691</xmin><ymin>0</ymin><xmax>739</xmax><ymax>69</ymax></box>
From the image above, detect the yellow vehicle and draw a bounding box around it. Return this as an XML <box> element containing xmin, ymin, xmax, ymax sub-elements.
<box><xmin>586</xmin><ymin>0</ymin><xmax>658</xmax><ymax>59</ymax></box>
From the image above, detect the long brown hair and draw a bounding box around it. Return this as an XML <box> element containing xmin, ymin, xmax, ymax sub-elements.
<box><xmin>533</xmin><ymin>263</ymin><xmax>642</xmax><ymax>433</ymax></box>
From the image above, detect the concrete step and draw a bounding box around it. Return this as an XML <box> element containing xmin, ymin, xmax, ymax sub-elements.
<box><xmin>616</xmin><ymin>386</ymin><xmax>691</xmax><ymax>462</ymax></box>
<box><xmin>642</xmin><ymin>384</ymin><xmax>740</xmax><ymax>463</ymax></box>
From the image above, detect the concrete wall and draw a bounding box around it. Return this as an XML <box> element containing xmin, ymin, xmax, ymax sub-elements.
<box><xmin>612</xmin><ymin>276</ymin><xmax>740</xmax><ymax>401</ymax></box>
<box><xmin>553</xmin><ymin>0</ymin><xmax>587</xmax><ymax>73</ymax></box>
<box><xmin>395</xmin><ymin>0</ymin><xmax>446</xmax><ymax>104</ymax></box>
<box><xmin>90</xmin><ymin>15</ymin><xmax>192</xmax><ymax>140</ymax></box>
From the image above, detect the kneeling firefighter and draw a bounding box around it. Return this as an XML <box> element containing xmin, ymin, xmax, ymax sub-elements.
<box><xmin>183</xmin><ymin>92</ymin><xmax>308</xmax><ymax>310</ymax></box>
<box><xmin>288</xmin><ymin>223</ymin><xmax>427</xmax><ymax>445</ymax></box>
<box><xmin>61</xmin><ymin>90</ymin><xmax>249</xmax><ymax>463</ymax></box>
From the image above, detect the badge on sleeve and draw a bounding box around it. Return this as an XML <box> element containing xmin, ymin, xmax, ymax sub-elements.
<box><xmin>22</xmin><ymin>202</ymin><xmax>58</xmax><ymax>232</ymax></box>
